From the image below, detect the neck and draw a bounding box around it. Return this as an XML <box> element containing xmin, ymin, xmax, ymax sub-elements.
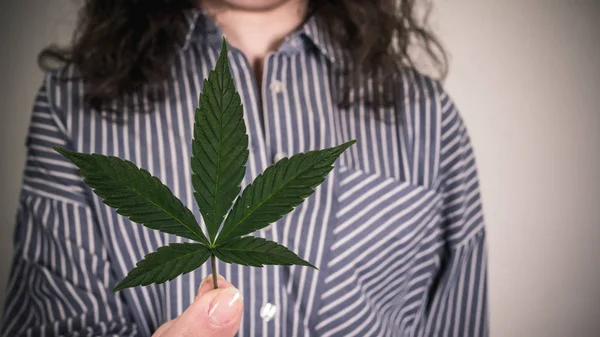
<box><xmin>200</xmin><ymin>0</ymin><xmax>309</xmax><ymax>82</ymax></box>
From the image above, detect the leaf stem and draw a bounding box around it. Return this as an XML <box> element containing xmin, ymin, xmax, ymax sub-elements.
<box><xmin>211</xmin><ymin>254</ymin><xmax>218</xmax><ymax>289</ymax></box>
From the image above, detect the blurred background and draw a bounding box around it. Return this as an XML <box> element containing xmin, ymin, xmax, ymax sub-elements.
<box><xmin>0</xmin><ymin>1</ymin><xmax>599</xmax><ymax>336</ymax></box>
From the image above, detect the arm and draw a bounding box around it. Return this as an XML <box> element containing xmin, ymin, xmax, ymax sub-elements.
<box><xmin>424</xmin><ymin>91</ymin><xmax>489</xmax><ymax>336</ymax></box>
<box><xmin>1</xmin><ymin>76</ymin><xmax>138</xmax><ymax>336</ymax></box>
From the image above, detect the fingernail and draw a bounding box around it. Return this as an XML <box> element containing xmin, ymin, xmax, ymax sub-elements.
<box><xmin>208</xmin><ymin>288</ymin><xmax>243</xmax><ymax>327</ymax></box>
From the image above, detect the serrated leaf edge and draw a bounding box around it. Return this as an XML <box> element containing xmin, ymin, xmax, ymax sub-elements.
<box><xmin>54</xmin><ymin>146</ymin><xmax>209</xmax><ymax>245</ymax></box>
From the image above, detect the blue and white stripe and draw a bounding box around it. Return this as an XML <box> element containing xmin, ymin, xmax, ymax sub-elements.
<box><xmin>2</xmin><ymin>10</ymin><xmax>488</xmax><ymax>337</ymax></box>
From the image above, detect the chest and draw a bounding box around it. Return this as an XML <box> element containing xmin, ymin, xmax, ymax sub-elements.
<box><xmin>73</xmin><ymin>49</ymin><xmax>446</xmax><ymax>336</ymax></box>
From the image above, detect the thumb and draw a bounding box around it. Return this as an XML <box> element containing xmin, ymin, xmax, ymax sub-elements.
<box><xmin>162</xmin><ymin>285</ymin><xmax>243</xmax><ymax>337</ymax></box>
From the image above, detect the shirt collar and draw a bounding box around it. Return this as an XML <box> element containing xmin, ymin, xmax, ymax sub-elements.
<box><xmin>299</xmin><ymin>15</ymin><xmax>339</xmax><ymax>63</ymax></box>
<box><xmin>182</xmin><ymin>9</ymin><xmax>339</xmax><ymax>64</ymax></box>
<box><xmin>182</xmin><ymin>9</ymin><xmax>199</xmax><ymax>50</ymax></box>
<box><xmin>182</xmin><ymin>9</ymin><xmax>222</xmax><ymax>50</ymax></box>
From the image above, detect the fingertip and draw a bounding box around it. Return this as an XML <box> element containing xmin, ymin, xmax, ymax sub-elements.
<box><xmin>169</xmin><ymin>283</ymin><xmax>244</xmax><ymax>337</ymax></box>
<box><xmin>207</xmin><ymin>287</ymin><xmax>244</xmax><ymax>329</ymax></box>
<box><xmin>197</xmin><ymin>274</ymin><xmax>234</xmax><ymax>298</ymax></box>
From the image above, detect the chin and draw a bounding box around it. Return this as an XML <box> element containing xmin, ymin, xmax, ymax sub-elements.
<box><xmin>219</xmin><ymin>0</ymin><xmax>296</xmax><ymax>11</ymax></box>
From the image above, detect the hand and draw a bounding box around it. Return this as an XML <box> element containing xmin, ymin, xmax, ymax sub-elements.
<box><xmin>153</xmin><ymin>275</ymin><xmax>243</xmax><ymax>337</ymax></box>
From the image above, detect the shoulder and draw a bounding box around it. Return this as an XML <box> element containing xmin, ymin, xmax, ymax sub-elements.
<box><xmin>39</xmin><ymin>63</ymin><xmax>83</xmax><ymax>105</ymax></box>
<box><xmin>390</xmin><ymin>67</ymin><xmax>464</xmax><ymax>135</ymax></box>
<box><xmin>23</xmin><ymin>66</ymin><xmax>90</xmax><ymax>203</ymax></box>
<box><xmin>383</xmin><ymin>67</ymin><xmax>470</xmax><ymax>187</ymax></box>
<box><xmin>392</xmin><ymin>67</ymin><xmax>451</xmax><ymax>116</ymax></box>
<box><xmin>41</xmin><ymin>63</ymin><xmax>83</xmax><ymax>101</ymax></box>
<box><xmin>35</xmin><ymin>65</ymin><xmax>86</xmax><ymax>136</ymax></box>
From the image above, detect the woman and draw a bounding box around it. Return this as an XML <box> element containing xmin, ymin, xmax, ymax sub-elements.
<box><xmin>2</xmin><ymin>0</ymin><xmax>488</xmax><ymax>336</ymax></box>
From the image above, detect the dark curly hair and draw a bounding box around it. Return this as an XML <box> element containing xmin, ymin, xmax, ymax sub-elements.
<box><xmin>40</xmin><ymin>0</ymin><xmax>447</xmax><ymax>110</ymax></box>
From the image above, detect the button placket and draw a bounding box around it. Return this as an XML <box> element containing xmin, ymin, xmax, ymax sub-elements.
<box><xmin>289</xmin><ymin>37</ymin><xmax>299</xmax><ymax>48</ymax></box>
<box><xmin>269</xmin><ymin>80</ymin><xmax>286</xmax><ymax>94</ymax></box>
<box><xmin>260</xmin><ymin>302</ymin><xmax>277</xmax><ymax>322</ymax></box>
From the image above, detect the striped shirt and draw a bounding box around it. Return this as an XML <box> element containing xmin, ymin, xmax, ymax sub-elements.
<box><xmin>2</xmin><ymin>10</ymin><xmax>488</xmax><ymax>337</ymax></box>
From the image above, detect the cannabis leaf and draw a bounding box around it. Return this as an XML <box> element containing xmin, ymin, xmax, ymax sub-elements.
<box><xmin>53</xmin><ymin>149</ymin><xmax>209</xmax><ymax>245</ymax></box>
<box><xmin>54</xmin><ymin>38</ymin><xmax>356</xmax><ymax>292</ymax></box>
<box><xmin>216</xmin><ymin>141</ymin><xmax>356</xmax><ymax>244</ymax></box>
<box><xmin>113</xmin><ymin>243</ymin><xmax>211</xmax><ymax>292</ymax></box>
<box><xmin>214</xmin><ymin>237</ymin><xmax>316</xmax><ymax>268</ymax></box>
<box><xmin>192</xmin><ymin>39</ymin><xmax>249</xmax><ymax>242</ymax></box>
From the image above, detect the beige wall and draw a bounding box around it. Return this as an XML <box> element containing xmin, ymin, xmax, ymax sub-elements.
<box><xmin>0</xmin><ymin>0</ymin><xmax>78</xmax><ymax>323</ymax></box>
<box><xmin>433</xmin><ymin>1</ymin><xmax>600</xmax><ymax>336</ymax></box>
<box><xmin>0</xmin><ymin>1</ymin><xmax>599</xmax><ymax>336</ymax></box>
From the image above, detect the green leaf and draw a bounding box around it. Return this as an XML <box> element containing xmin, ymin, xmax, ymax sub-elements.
<box><xmin>113</xmin><ymin>243</ymin><xmax>211</xmax><ymax>292</ymax></box>
<box><xmin>54</xmin><ymin>147</ymin><xmax>209</xmax><ymax>245</ymax></box>
<box><xmin>192</xmin><ymin>38</ymin><xmax>249</xmax><ymax>243</ymax></box>
<box><xmin>214</xmin><ymin>236</ymin><xmax>316</xmax><ymax>269</ymax></box>
<box><xmin>216</xmin><ymin>140</ymin><xmax>356</xmax><ymax>244</ymax></box>
<box><xmin>56</xmin><ymin>38</ymin><xmax>357</xmax><ymax>292</ymax></box>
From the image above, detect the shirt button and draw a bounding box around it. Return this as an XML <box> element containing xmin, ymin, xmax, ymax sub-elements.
<box><xmin>269</xmin><ymin>80</ymin><xmax>285</xmax><ymax>94</ymax></box>
<box><xmin>260</xmin><ymin>302</ymin><xmax>277</xmax><ymax>322</ymax></box>
<box><xmin>273</xmin><ymin>152</ymin><xmax>287</xmax><ymax>163</ymax></box>
<box><xmin>289</xmin><ymin>37</ymin><xmax>299</xmax><ymax>47</ymax></box>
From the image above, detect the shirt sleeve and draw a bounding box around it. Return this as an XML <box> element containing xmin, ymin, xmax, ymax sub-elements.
<box><xmin>424</xmin><ymin>91</ymin><xmax>489</xmax><ymax>336</ymax></box>
<box><xmin>1</xmin><ymin>75</ymin><xmax>139</xmax><ymax>337</ymax></box>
